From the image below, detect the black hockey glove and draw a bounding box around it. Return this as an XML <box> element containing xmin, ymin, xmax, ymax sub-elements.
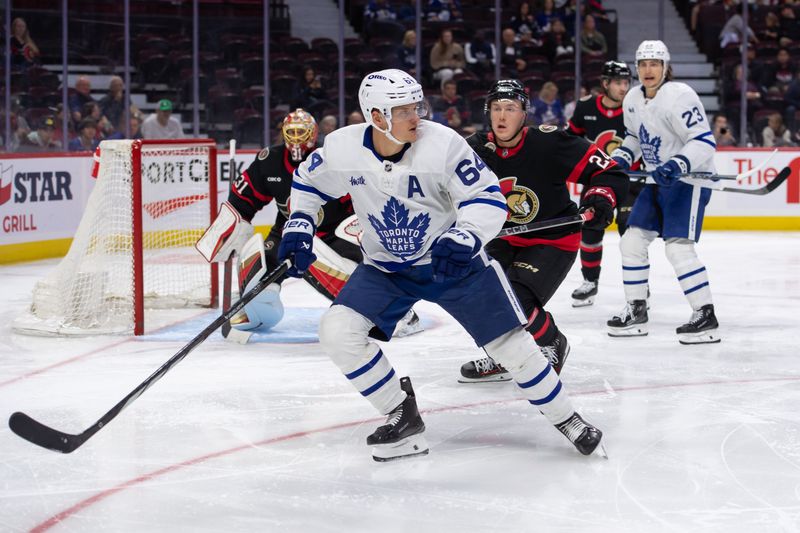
<box><xmin>579</xmin><ymin>186</ymin><xmax>617</xmax><ymax>230</ymax></box>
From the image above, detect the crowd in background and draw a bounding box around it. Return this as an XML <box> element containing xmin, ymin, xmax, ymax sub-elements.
<box><xmin>3</xmin><ymin>1</ymin><xmax>800</xmax><ymax>152</ymax></box>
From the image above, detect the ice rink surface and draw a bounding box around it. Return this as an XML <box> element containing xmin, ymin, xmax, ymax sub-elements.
<box><xmin>1</xmin><ymin>232</ymin><xmax>799</xmax><ymax>533</ymax></box>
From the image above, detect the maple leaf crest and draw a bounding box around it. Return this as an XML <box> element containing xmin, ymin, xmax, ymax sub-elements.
<box><xmin>639</xmin><ymin>124</ymin><xmax>662</xmax><ymax>167</ymax></box>
<box><xmin>367</xmin><ymin>197</ymin><xmax>430</xmax><ymax>258</ymax></box>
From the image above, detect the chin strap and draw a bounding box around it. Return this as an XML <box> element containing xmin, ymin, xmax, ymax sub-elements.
<box><xmin>374</xmin><ymin>122</ymin><xmax>405</xmax><ymax>145</ymax></box>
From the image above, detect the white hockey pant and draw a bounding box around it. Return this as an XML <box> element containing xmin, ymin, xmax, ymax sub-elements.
<box><xmin>484</xmin><ymin>328</ymin><xmax>574</xmax><ymax>425</ymax></box>
<box><xmin>318</xmin><ymin>305</ymin><xmax>405</xmax><ymax>415</ymax></box>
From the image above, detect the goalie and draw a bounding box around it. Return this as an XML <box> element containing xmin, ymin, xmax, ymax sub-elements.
<box><xmin>197</xmin><ymin>108</ymin><xmax>421</xmax><ymax>339</ymax></box>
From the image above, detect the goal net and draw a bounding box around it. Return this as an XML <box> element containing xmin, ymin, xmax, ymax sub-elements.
<box><xmin>13</xmin><ymin>139</ymin><xmax>219</xmax><ymax>336</ymax></box>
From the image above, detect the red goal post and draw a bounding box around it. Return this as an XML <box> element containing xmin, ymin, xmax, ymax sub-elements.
<box><xmin>13</xmin><ymin>139</ymin><xmax>220</xmax><ymax>336</ymax></box>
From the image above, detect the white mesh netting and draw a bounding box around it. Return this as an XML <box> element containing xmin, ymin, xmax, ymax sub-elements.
<box><xmin>13</xmin><ymin>140</ymin><xmax>215</xmax><ymax>336</ymax></box>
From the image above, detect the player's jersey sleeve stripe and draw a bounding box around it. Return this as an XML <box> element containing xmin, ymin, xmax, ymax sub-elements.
<box><xmin>568</xmin><ymin>121</ymin><xmax>585</xmax><ymax>135</ymax></box>
<box><xmin>674</xmin><ymin>154</ymin><xmax>692</xmax><ymax>172</ymax></box>
<box><xmin>565</xmin><ymin>145</ymin><xmax>595</xmax><ymax>184</ymax></box>
<box><xmin>291</xmin><ymin>179</ymin><xmax>336</xmax><ymax>202</ymax></box>
<box><xmin>691</xmin><ymin>131</ymin><xmax>717</xmax><ymax>149</ymax></box>
<box><xmin>458</xmin><ymin>197</ymin><xmax>508</xmax><ymax>211</ymax></box>
<box><xmin>240</xmin><ymin>170</ymin><xmax>271</xmax><ymax>202</ymax></box>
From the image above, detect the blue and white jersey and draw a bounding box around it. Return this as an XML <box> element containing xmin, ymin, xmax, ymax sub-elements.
<box><xmin>291</xmin><ymin>120</ymin><xmax>508</xmax><ymax>272</ymax></box>
<box><xmin>612</xmin><ymin>81</ymin><xmax>716</xmax><ymax>174</ymax></box>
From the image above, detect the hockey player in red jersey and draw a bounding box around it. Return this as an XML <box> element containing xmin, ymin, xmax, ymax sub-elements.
<box><xmin>459</xmin><ymin>80</ymin><xmax>629</xmax><ymax>383</ymax></box>
<box><xmin>567</xmin><ymin>60</ymin><xmax>643</xmax><ymax>307</ymax></box>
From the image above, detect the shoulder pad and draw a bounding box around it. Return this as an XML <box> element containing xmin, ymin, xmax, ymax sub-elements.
<box><xmin>257</xmin><ymin>147</ymin><xmax>270</xmax><ymax>160</ymax></box>
<box><xmin>579</xmin><ymin>94</ymin><xmax>593</xmax><ymax>102</ymax></box>
<box><xmin>538</xmin><ymin>125</ymin><xmax>559</xmax><ymax>133</ymax></box>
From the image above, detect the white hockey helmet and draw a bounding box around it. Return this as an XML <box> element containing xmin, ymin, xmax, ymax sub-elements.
<box><xmin>358</xmin><ymin>69</ymin><xmax>425</xmax><ymax>144</ymax></box>
<box><xmin>635</xmin><ymin>40</ymin><xmax>670</xmax><ymax>84</ymax></box>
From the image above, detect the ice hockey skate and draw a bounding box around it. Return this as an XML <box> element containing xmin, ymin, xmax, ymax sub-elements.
<box><xmin>541</xmin><ymin>331</ymin><xmax>570</xmax><ymax>374</ymax></box>
<box><xmin>677</xmin><ymin>304</ymin><xmax>721</xmax><ymax>345</ymax></box>
<box><xmin>556</xmin><ymin>412</ymin><xmax>607</xmax><ymax>457</ymax></box>
<box><xmin>394</xmin><ymin>309</ymin><xmax>424</xmax><ymax>338</ymax></box>
<box><xmin>367</xmin><ymin>377</ymin><xmax>429</xmax><ymax>462</ymax></box>
<box><xmin>458</xmin><ymin>355</ymin><xmax>511</xmax><ymax>383</ymax></box>
<box><xmin>607</xmin><ymin>300</ymin><xmax>648</xmax><ymax>337</ymax></box>
<box><xmin>571</xmin><ymin>279</ymin><xmax>598</xmax><ymax>307</ymax></box>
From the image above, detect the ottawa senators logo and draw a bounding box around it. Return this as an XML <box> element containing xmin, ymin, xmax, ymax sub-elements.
<box><xmin>498</xmin><ymin>176</ymin><xmax>540</xmax><ymax>224</ymax></box>
<box><xmin>592</xmin><ymin>129</ymin><xmax>624</xmax><ymax>156</ymax></box>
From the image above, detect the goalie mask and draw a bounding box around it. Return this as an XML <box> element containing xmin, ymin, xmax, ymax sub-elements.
<box><xmin>282</xmin><ymin>109</ymin><xmax>318</xmax><ymax>163</ymax></box>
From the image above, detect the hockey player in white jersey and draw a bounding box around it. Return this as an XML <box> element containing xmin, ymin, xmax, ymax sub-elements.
<box><xmin>278</xmin><ymin>69</ymin><xmax>605</xmax><ymax>461</ymax></box>
<box><xmin>608</xmin><ymin>40</ymin><xmax>720</xmax><ymax>344</ymax></box>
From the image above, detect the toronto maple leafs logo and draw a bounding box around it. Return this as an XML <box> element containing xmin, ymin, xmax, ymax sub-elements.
<box><xmin>639</xmin><ymin>124</ymin><xmax>662</xmax><ymax>166</ymax></box>
<box><xmin>367</xmin><ymin>197</ymin><xmax>430</xmax><ymax>258</ymax></box>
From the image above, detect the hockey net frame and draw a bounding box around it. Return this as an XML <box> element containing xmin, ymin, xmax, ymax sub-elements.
<box><xmin>13</xmin><ymin>139</ymin><xmax>219</xmax><ymax>336</ymax></box>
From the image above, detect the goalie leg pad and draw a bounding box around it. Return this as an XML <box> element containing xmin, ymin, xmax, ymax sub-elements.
<box><xmin>302</xmin><ymin>236</ymin><xmax>358</xmax><ymax>301</ymax></box>
<box><xmin>319</xmin><ymin>305</ymin><xmax>405</xmax><ymax>414</ymax></box>
<box><xmin>232</xmin><ymin>234</ymin><xmax>284</xmax><ymax>332</ymax></box>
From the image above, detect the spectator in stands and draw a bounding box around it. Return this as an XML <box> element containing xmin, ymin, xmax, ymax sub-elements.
<box><xmin>18</xmin><ymin>116</ymin><xmax>61</xmax><ymax>152</ymax></box>
<box><xmin>10</xmin><ymin>17</ymin><xmax>40</xmax><ymax>70</ymax></box>
<box><xmin>347</xmin><ymin>110</ymin><xmax>365</xmax><ymax>125</ymax></box>
<box><xmin>537</xmin><ymin>0</ymin><xmax>563</xmax><ymax>33</ymax></box>
<box><xmin>725</xmin><ymin>64</ymin><xmax>762</xmax><ymax>120</ymax></box>
<box><xmin>500</xmin><ymin>28</ymin><xmax>527</xmax><ymax>76</ymax></box>
<box><xmin>712</xmin><ymin>113</ymin><xmax>737</xmax><ymax>146</ymax></box>
<box><xmin>431</xmin><ymin>78</ymin><xmax>471</xmax><ymax>132</ymax></box>
<box><xmin>430</xmin><ymin>29</ymin><xmax>465</xmax><ymax>82</ymax></box>
<box><xmin>364</xmin><ymin>0</ymin><xmax>398</xmax><ymax>21</ymax></box>
<box><xmin>106</xmin><ymin>114</ymin><xmax>144</xmax><ymax>140</ymax></box>
<box><xmin>580</xmin><ymin>14</ymin><xmax>607</xmax><ymax>58</ymax></box>
<box><xmin>141</xmin><ymin>99</ymin><xmax>184</xmax><ymax>139</ymax></box>
<box><xmin>69</xmin><ymin>119</ymin><xmax>100</xmax><ymax>151</ymax></box>
<box><xmin>69</xmin><ymin>76</ymin><xmax>95</xmax><ymax>124</ymax></box>
<box><xmin>763</xmin><ymin>113</ymin><xmax>794</xmax><ymax>146</ymax></box>
<box><xmin>530</xmin><ymin>81</ymin><xmax>565</xmax><ymax>127</ymax></box>
<box><xmin>761</xmin><ymin>48</ymin><xmax>796</xmax><ymax>94</ymax></box>
<box><xmin>784</xmin><ymin>70</ymin><xmax>800</xmax><ymax>130</ymax></box>
<box><xmin>543</xmin><ymin>18</ymin><xmax>574</xmax><ymax>61</ymax></box>
<box><xmin>464</xmin><ymin>32</ymin><xmax>496</xmax><ymax>79</ymax></box>
<box><xmin>295</xmin><ymin>67</ymin><xmax>332</xmax><ymax>117</ymax></box>
<box><xmin>49</xmin><ymin>103</ymin><xmax>70</xmax><ymax>147</ymax></box>
<box><xmin>510</xmin><ymin>2</ymin><xmax>540</xmax><ymax>40</ymax></box>
<box><xmin>318</xmin><ymin>115</ymin><xmax>338</xmax><ymax>144</ymax></box>
<box><xmin>82</xmin><ymin>101</ymin><xmax>112</xmax><ymax>140</ymax></box>
<box><xmin>563</xmin><ymin>86</ymin><xmax>588</xmax><ymax>122</ymax></box>
<box><xmin>719</xmin><ymin>4</ymin><xmax>758</xmax><ymax>49</ymax></box>
<box><xmin>779</xmin><ymin>6</ymin><xmax>800</xmax><ymax>47</ymax></box>
<box><xmin>759</xmin><ymin>12</ymin><xmax>781</xmax><ymax>42</ymax></box>
<box><xmin>99</xmin><ymin>76</ymin><xmax>138</xmax><ymax>135</ymax></box>
<box><xmin>424</xmin><ymin>0</ymin><xmax>462</xmax><ymax>21</ymax></box>
<box><xmin>397</xmin><ymin>30</ymin><xmax>417</xmax><ymax>77</ymax></box>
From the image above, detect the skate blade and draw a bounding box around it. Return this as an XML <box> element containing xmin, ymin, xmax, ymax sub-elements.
<box><xmin>678</xmin><ymin>330</ymin><xmax>721</xmax><ymax>345</ymax></box>
<box><xmin>572</xmin><ymin>296</ymin><xmax>595</xmax><ymax>308</ymax></box>
<box><xmin>607</xmin><ymin>325</ymin><xmax>648</xmax><ymax>337</ymax></box>
<box><xmin>394</xmin><ymin>320</ymin><xmax>425</xmax><ymax>338</ymax></box>
<box><xmin>223</xmin><ymin>327</ymin><xmax>253</xmax><ymax>345</ymax></box>
<box><xmin>372</xmin><ymin>434</ymin><xmax>429</xmax><ymax>462</ymax></box>
<box><xmin>457</xmin><ymin>373</ymin><xmax>513</xmax><ymax>384</ymax></box>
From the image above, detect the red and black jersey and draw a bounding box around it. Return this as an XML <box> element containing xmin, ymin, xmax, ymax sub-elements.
<box><xmin>227</xmin><ymin>144</ymin><xmax>353</xmax><ymax>239</ymax></box>
<box><xmin>567</xmin><ymin>94</ymin><xmax>625</xmax><ymax>159</ymax></box>
<box><xmin>467</xmin><ymin>125</ymin><xmax>629</xmax><ymax>251</ymax></box>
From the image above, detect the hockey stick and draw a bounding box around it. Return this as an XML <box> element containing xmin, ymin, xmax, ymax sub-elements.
<box><xmin>220</xmin><ymin>140</ymin><xmax>235</xmax><ymax>339</ymax></box>
<box><xmin>629</xmin><ymin>166</ymin><xmax>791</xmax><ymax>196</ymax></box>
<box><xmin>627</xmin><ymin>149</ymin><xmax>779</xmax><ymax>182</ymax></box>
<box><xmin>8</xmin><ymin>259</ymin><xmax>291</xmax><ymax>454</ymax></box>
<box><xmin>497</xmin><ymin>210</ymin><xmax>595</xmax><ymax>237</ymax></box>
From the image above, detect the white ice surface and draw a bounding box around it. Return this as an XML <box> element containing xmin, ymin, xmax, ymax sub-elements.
<box><xmin>1</xmin><ymin>232</ymin><xmax>799</xmax><ymax>533</ymax></box>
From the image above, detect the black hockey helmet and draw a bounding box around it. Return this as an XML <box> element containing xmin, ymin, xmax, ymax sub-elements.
<box><xmin>601</xmin><ymin>60</ymin><xmax>631</xmax><ymax>80</ymax></box>
<box><xmin>484</xmin><ymin>79</ymin><xmax>529</xmax><ymax>114</ymax></box>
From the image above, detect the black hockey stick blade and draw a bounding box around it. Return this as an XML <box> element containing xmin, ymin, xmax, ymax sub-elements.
<box><xmin>9</xmin><ymin>412</ymin><xmax>86</xmax><ymax>453</ymax></box>
<box><xmin>8</xmin><ymin>260</ymin><xmax>290</xmax><ymax>453</ymax></box>
<box><xmin>221</xmin><ymin>256</ymin><xmax>233</xmax><ymax>338</ymax></box>
<box><xmin>710</xmin><ymin>166</ymin><xmax>790</xmax><ymax>195</ymax></box>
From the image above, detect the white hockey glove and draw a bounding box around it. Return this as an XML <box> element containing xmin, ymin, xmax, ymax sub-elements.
<box><xmin>230</xmin><ymin>233</ymin><xmax>284</xmax><ymax>332</ymax></box>
<box><xmin>195</xmin><ymin>201</ymin><xmax>254</xmax><ymax>262</ymax></box>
